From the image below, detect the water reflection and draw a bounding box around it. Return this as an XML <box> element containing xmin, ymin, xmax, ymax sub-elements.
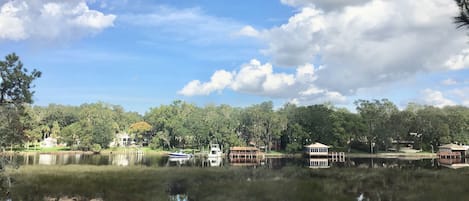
<box><xmin>308</xmin><ymin>158</ymin><xmax>330</xmax><ymax>169</ymax></box>
<box><xmin>11</xmin><ymin>153</ymin><xmax>448</xmax><ymax>169</ymax></box>
<box><xmin>207</xmin><ymin>157</ymin><xmax>223</xmax><ymax>167</ymax></box>
<box><xmin>438</xmin><ymin>158</ymin><xmax>469</xmax><ymax>169</ymax></box>
<box><xmin>168</xmin><ymin>194</ymin><xmax>188</xmax><ymax>201</ymax></box>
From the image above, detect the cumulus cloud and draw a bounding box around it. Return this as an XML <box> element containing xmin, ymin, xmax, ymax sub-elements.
<box><xmin>0</xmin><ymin>0</ymin><xmax>115</xmax><ymax>41</ymax></box>
<box><xmin>420</xmin><ymin>89</ymin><xmax>456</xmax><ymax>108</ymax></box>
<box><xmin>179</xmin><ymin>59</ymin><xmax>346</xmax><ymax>105</ymax></box>
<box><xmin>235</xmin><ymin>26</ymin><xmax>259</xmax><ymax>37</ymax></box>
<box><xmin>444</xmin><ymin>49</ymin><xmax>469</xmax><ymax>70</ymax></box>
<box><xmin>238</xmin><ymin>0</ymin><xmax>465</xmax><ymax>96</ymax></box>
<box><xmin>178</xmin><ymin>70</ymin><xmax>233</xmax><ymax>96</ymax></box>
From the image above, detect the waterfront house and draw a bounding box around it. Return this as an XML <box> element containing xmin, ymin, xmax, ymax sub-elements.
<box><xmin>304</xmin><ymin>142</ymin><xmax>330</xmax><ymax>156</ymax></box>
<box><xmin>41</xmin><ymin>137</ymin><xmax>58</xmax><ymax>148</ymax></box>
<box><xmin>110</xmin><ymin>133</ymin><xmax>132</xmax><ymax>147</ymax></box>
<box><xmin>229</xmin><ymin>146</ymin><xmax>265</xmax><ymax>165</ymax></box>
<box><xmin>437</xmin><ymin>143</ymin><xmax>468</xmax><ymax>159</ymax></box>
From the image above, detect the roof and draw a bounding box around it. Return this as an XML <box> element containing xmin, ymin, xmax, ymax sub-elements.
<box><xmin>439</xmin><ymin>143</ymin><xmax>468</xmax><ymax>151</ymax></box>
<box><xmin>229</xmin><ymin>146</ymin><xmax>259</xmax><ymax>151</ymax></box>
<box><xmin>304</xmin><ymin>142</ymin><xmax>330</xmax><ymax>148</ymax></box>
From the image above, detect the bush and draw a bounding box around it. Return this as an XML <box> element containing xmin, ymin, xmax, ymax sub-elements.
<box><xmin>149</xmin><ymin>137</ymin><xmax>161</xmax><ymax>150</ymax></box>
<box><xmin>350</xmin><ymin>140</ymin><xmax>375</xmax><ymax>153</ymax></box>
<box><xmin>286</xmin><ymin>142</ymin><xmax>301</xmax><ymax>153</ymax></box>
<box><xmin>91</xmin><ymin>144</ymin><xmax>102</xmax><ymax>153</ymax></box>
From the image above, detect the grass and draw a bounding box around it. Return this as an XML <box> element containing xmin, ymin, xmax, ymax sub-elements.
<box><xmin>3</xmin><ymin>165</ymin><xmax>469</xmax><ymax>201</ymax></box>
<box><xmin>17</xmin><ymin>146</ymin><xmax>71</xmax><ymax>153</ymax></box>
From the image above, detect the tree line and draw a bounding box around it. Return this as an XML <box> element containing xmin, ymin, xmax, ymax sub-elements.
<box><xmin>1</xmin><ymin>53</ymin><xmax>468</xmax><ymax>153</ymax></box>
<box><xmin>10</xmin><ymin>99</ymin><xmax>468</xmax><ymax>153</ymax></box>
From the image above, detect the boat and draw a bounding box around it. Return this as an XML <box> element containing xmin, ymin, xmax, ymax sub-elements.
<box><xmin>208</xmin><ymin>144</ymin><xmax>223</xmax><ymax>158</ymax></box>
<box><xmin>169</xmin><ymin>151</ymin><xmax>192</xmax><ymax>158</ymax></box>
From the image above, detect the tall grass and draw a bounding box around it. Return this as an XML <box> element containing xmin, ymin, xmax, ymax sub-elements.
<box><xmin>4</xmin><ymin>165</ymin><xmax>469</xmax><ymax>201</ymax></box>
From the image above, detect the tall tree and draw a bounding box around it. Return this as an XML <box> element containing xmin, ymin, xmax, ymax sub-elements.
<box><xmin>0</xmin><ymin>53</ymin><xmax>41</xmax><ymax>105</ymax></box>
<box><xmin>0</xmin><ymin>53</ymin><xmax>41</xmax><ymax>149</ymax></box>
<box><xmin>355</xmin><ymin>99</ymin><xmax>398</xmax><ymax>153</ymax></box>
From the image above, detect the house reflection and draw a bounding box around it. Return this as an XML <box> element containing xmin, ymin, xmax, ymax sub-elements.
<box><xmin>438</xmin><ymin>158</ymin><xmax>469</xmax><ymax>169</ymax></box>
<box><xmin>307</xmin><ymin>158</ymin><xmax>329</xmax><ymax>169</ymax></box>
<box><xmin>208</xmin><ymin>157</ymin><xmax>223</xmax><ymax>167</ymax></box>
<box><xmin>38</xmin><ymin>154</ymin><xmax>57</xmax><ymax>165</ymax></box>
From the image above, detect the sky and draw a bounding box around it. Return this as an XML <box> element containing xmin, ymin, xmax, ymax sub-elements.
<box><xmin>1</xmin><ymin>0</ymin><xmax>469</xmax><ymax>114</ymax></box>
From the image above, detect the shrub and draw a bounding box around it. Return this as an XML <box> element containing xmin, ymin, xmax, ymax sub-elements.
<box><xmin>91</xmin><ymin>144</ymin><xmax>102</xmax><ymax>153</ymax></box>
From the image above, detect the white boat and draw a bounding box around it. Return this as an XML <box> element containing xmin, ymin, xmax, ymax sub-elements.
<box><xmin>208</xmin><ymin>144</ymin><xmax>223</xmax><ymax>158</ymax></box>
<box><xmin>169</xmin><ymin>151</ymin><xmax>192</xmax><ymax>158</ymax></box>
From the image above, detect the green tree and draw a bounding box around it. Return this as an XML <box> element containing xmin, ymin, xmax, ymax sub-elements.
<box><xmin>355</xmin><ymin>99</ymin><xmax>398</xmax><ymax>153</ymax></box>
<box><xmin>0</xmin><ymin>53</ymin><xmax>41</xmax><ymax>149</ymax></box>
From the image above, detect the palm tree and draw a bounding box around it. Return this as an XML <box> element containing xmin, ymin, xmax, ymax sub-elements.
<box><xmin>455</xmin><ymin>0</ymin><xmax>469</xmax><ymax>28</ymax></box>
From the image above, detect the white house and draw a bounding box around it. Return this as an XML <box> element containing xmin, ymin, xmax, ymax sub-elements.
<box><xmin>110</xmin><ymin>133</ymin><xmax>132</xmax><ymax>147</ymax></box>
<box><xmin>304</xmin><ymin>142</ymin><xmax>330</xmax><ymax>156</ymax></box>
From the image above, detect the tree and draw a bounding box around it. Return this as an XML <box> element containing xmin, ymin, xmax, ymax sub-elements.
<box><xmin>0</xmin><ymin>53</ymin><xmax>41</xmax><ymax>105</ymax></box>
<box><xmin>0</xmin><ymin>53</ymin><xmax>41</xmax><ymax>149</ymax></box>
<box><xmin>129</xmin><ymin>121</ymin><xmax>152</xmax><ymax>145</ymax></box>
<box><xmin>355</xmin><ymin>99</ymin><xmax>398</xmax><ymax>153</ymax></box>
<box><xmin>455</xmin><ymin>0</ymin><xmax>469</xmax><ymax>28</ymax></box>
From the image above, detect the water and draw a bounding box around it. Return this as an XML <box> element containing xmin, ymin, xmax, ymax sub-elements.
<box><xmin>5</xmin><ymin>153</ymin><xmax>466</xmax><ymax>201</ymax></box>
<box><xmin>10</xmin><ymin>153</ymin><xmax>441</xmax><ymax>169</ymax></box>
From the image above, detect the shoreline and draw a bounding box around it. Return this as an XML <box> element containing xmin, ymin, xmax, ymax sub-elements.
<box><xmin>3</xmin><ymin>149</ymin><xmax>438</xmax><ymax>159</ymax></box>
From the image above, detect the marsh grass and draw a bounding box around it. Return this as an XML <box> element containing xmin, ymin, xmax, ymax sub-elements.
<box><xmin>5</xmin><ymin>165</ymin><xmax>469</xmax><ymax>201</ymax></box>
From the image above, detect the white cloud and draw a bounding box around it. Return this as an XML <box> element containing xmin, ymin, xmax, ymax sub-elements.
<box><xmin>0</xmin><ymin>0</ymin><xmax>115</xmax><ymax>41</ymax></box>
<box><xmin>178</xmin><ymin>70</ymin><xmax>233</xmax><ymax>96</ymax></box>
<box><xmin>442</xmin><ymin>78</ymin><xmax>458</xmax><ymax>86</ymax></box>
<box><xmin>121</xmin><ymin>6</ymin><xmax>243</xmax><ymax>45</ymax></box>
<box><xmin>180</xmin><ymin>59</ymin><xmax>346</xmax><ymax>105</ymax></box>
<box><xmin>444</xmin><ymin>49</ymin><xmax>469</xmax><ymax>70</ymax></box>
<box><xmin>450</xmin><ymin>87</ymin><xmax>469</xmax><ymax>107</ymax></box>
<box><xmin>239</xmin><ymin>0</ymin><xmax>465</xmax><ymax>96</ymax></box>
<box><xmin>280</xmin><ymin>0</ymin><xmax>371</xmax><ymax>10</ymax></box>
<box><xmin>235</xmin><ymin>26</ymin><xmax>259</xmax><ymax>37</ymax></box>
<box><xmin>420</xmin><ymin>89</ymin><xmax>456</xmax><ymax>108</ymax></box>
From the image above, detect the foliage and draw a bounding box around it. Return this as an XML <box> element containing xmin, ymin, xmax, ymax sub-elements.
<box><xmin>455</xmin><ymin>0</ymin><xmax>469</xmax><ymax>28</ymax></box>
<box><xmin>128</xmin><ymin>121</ymin><xmax>152</xmax><ymax>145</ymax></box>
<box><xmin>91</xmin><ymin>144</ymin><xmax>102</xmax><ymax>153</ymax></box>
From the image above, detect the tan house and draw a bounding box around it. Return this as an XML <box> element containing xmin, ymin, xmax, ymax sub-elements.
<box><xmin>438</xmin><ymin>143</ymin><xmax>468</xmax><ymax>159</ymax></box>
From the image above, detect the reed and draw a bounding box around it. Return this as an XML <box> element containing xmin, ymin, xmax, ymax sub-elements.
<box><xmin>4</xmin><ymin>166</ymin><xmax>469</xmax><ymax>201</ymax></box>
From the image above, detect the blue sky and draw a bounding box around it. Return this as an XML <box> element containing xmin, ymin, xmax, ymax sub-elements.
<box><xmin>1</xmin><ymin>0</ymin><xmax>469</xmax><ymax>113</ymax></box>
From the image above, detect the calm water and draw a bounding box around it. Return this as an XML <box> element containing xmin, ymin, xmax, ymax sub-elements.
<box><xmin>4</xmin><ymin>153</ymin><xmax>469</xmax><ymax>201</ymax></box>
<box><xmin>9</xmin><ymin>153</ymin><xmax>442</xmax><ymax>169</ymax></box>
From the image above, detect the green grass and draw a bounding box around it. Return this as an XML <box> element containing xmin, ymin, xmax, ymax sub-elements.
<box><xmin>4</xmin><ymin>165</ymin><xmax>469</xmax><ymax>201</ymax></box>
<box><xmin>18</xmin><ymin>146</ymin><xmax>71</xmax><ymax>153</ymax></box>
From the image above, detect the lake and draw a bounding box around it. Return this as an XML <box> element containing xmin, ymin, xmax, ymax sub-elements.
<box><xmin>3</xmin><ymin>153</ymin><xmax>469</xmax><ymax>201</ymax></box>
<box><xmin>12</xmin><ymin>153</ymin><xmax>441</xmax><ymax>169</ymax></box>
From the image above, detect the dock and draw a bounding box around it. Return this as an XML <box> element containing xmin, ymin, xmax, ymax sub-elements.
<box><xmin>229</xmin><ymin>147</ymin><xmax>265</xmax><ymax>165</ymax></box>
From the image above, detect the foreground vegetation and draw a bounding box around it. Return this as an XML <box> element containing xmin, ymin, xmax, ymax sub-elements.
<box><xmin>0</xmin><ymin>165</ymin><xmax>466</xmax><ymax>201</ymax></box>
